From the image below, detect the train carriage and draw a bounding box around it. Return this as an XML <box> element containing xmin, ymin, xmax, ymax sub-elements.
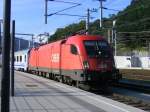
<box><xmin>14</xmin><ymin>49</ymin><xmax>29</xmax><ymax>71</ymax></box>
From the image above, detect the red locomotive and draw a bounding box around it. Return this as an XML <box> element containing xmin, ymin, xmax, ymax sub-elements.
<box><xmin>28</xmin><ymin>35</ymin><xmax>121</xmax><ymax>89</ymax></box>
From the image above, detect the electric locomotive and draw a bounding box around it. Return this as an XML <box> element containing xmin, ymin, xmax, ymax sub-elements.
<box><xmin>28</xmin><ymin>35</ymin><xmax>121</xmax><ymax>89</ymax></box>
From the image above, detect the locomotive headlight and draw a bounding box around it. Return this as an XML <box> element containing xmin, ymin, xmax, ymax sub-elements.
<box><xmin>83</xmin><ymin>61</ymin><xmax>89</xmax><ymax>69</ymax></box>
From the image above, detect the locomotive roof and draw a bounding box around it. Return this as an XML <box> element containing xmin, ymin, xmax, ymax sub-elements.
<box><xmin>68</xmin><ymin>35</ymin><xmax>104</xmax><ymax>40</ymax></box>
<box><xmin>32</xmin><ymin>35</ymin><xmax>105</xmax><ymax>49</ymax></box>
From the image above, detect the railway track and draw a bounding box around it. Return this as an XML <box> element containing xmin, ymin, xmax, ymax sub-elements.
<box><xmin>105</xmin><ymin>93</ymin><xmax>150</xmax><ymax>111</ymax></box>
<box><xmin>92</xmin><ymin>88</ymin><xmax>150</xmax><ymax>111</ymax></box>
<box><xmin>112</xmin><ymin>79</ymin><xmax>150</xmax><ymax>93</ymax></box>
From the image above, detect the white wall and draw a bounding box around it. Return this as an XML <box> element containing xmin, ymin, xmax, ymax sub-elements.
<box><xmin>114</xmin><ymin>56</ymin><xmax>150</xmax><ymax>69</ymax></box>
<box><xmin>114</xmin><ymin>56</ymin><xmax>131</xmax><ymax>69</ymax></box>
<box><xmin>139</xmin><ymin>57</ymin><xmax>150</xmax><ymax>68</ymax></box>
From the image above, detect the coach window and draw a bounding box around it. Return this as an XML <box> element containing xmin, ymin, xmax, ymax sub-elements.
<box><xmin>20</xmin><ymin>56</ymin><xmax>22</xmax><ymax>62</ymax></box>
<box><xmin>17</xmin><ymin>56</ymin><xmax>19</xmax><ymax>62</ymax></box>
<box><xmin>71</xmin><ymin>44</ymin><xmax>78</xmax><ymax>55</ymax></box>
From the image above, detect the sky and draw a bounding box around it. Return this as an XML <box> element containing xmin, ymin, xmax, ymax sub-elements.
<box><xmin>0</xmin><ymin>0</ymin><xmax>132</xmax><ymax>39</ymax></box>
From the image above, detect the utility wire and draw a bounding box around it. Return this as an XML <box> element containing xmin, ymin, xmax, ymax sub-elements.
<box><xmin>47</xmin><ymin>4</ymin><xmax>81</xmax><ymax>16</ymax></box>
<box><xmin>54</xmin><ymin>13</ymin><xmax>94</xmax><ymax>19</ymax></box>
<box><xmin>48</xmin><ymin>0</ymin><xmax>81</xmax><ymax>5</ymax></box>
<box><xmin>103</xmin><ymin>7</ymin><xmax>120</xmax><ymax>12</ymax></box>
<box><xmin>15</xmin><ymin>33</ymin><xmax>34</xmax><ymax>36</ymax></box>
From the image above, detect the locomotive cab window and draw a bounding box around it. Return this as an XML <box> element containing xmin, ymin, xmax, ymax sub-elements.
<box><xmin>84</xmin><ymin>40</ymin><xmax>110</xmax><ymax>58</ymax></box>
<box><xmin>71</xmin><ymin>44</ymin><xmax>78</xmax><ymax>55</ymax></box>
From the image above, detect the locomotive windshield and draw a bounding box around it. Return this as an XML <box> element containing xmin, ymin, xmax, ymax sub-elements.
<box><xmin>84</xmin><ymin>40</ymin><xmax>110</xmax><ymax>58</ymax></box>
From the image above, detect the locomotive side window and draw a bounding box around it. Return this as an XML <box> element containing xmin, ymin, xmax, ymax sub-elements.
<box><xmin>71</xmin><ymin>44</ymin><xmax>78</xmax><ymax>55</ymax></box>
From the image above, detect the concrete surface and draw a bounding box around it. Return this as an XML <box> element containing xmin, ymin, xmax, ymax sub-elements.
<box><xmin>0</xmin><ymin>71</ymin><xmax>146</xmax><ymax>112</ymax></box>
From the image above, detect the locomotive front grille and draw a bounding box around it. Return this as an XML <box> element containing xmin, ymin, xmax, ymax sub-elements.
<box><xmin>84</xmin><ymin>70</ymin><xmax>113</xmax><ymax>82</ymax></box>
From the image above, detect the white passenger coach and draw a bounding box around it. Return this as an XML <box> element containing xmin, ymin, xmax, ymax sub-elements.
<box><xmin>14</xmin><ymin>49</ymin><xmax>29</xmax><ymax>71</ymax></box>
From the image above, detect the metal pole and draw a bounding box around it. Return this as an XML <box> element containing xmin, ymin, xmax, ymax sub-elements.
<box><xmin>149</xmin><ymin>42</ymin><xmax>150</xmax><ymax>56</ymax></box>
<box><xmin>1</xmin><ymin>0</ymin><xmax>11</xmax><ymax>111</ymax></box>
<box><xmin>107</xmin><ymin>29</ymin><xmax>110</xmax><ymax>43</ymax></box>
<box><xmin>86</xmin><ymin>8</ymin><xmax>90</xmax><ymax>35</ymax></box>
<box><xmin>100</xmin><ymin>0</ymin><xmax>103</xmax><ymax>28</ymax></box>
<box><xmin>114</xmin><ymin>30</ymin><xmax>117</xmax><ymax>56</ymax></box>
<box><xmin>11</xmin><ymin>20</ymin><xmax>15</xmax><ymax>96</ymax></box>
<box><xmin>32</xmin><ymin>36</ymin><xmax>34</xmax><ymax>48</ymax></box>
<box><xmin>111</xmin><ymin>28</ymin><xmax>114</xmax><ymax>44</ymax></box>
<box><xmin>18</xmin><ymin>39</ymin><xmax>20</xmax><ymax>50</ymax></box>
<box><xmin>28</xmin><ymin>40</ymin><xmax>31</xmax><ymax>48</ymax></box>
<box><xmin>45</xmin><ymin>0</ymin><xmax>48</xmax><ymax>24</ymax></box>
<box><xmin>0</xmin><ymin>21</ymin><xmax>2</xmax><ymax>53</ymax></box>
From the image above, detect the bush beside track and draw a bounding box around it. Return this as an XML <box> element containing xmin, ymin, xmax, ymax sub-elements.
<box><xmin>119</xmin><ymin>69</ymin><xmax>150</xmax><ymax>82</ymax></box>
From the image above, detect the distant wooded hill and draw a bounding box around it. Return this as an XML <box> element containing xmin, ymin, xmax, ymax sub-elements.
<box><xmin>48</xmin><ymin>0</ymin><xmax>150</xmax><ymax>51</ymax></box>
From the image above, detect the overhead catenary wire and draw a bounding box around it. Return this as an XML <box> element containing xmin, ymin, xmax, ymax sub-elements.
<box><xmin>45</xmin><ymin>0</ymin><xmax>82</xmax><ymax>24</ymax></box>
<box><xmin>47</xmin><ymin>4</ymin><xmax>81</xmax><ymax>16</ymax></box>
<box><xmin>48</xmin><ymin>0</ymin><xmax>81</xmax><ymax>5</ymax></box>
<box><xmin>52</xmin><ymin>13</ymin><xmax>91</xmax><ymax>18</ymax></box>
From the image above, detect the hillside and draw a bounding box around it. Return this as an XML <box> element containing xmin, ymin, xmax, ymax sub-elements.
<box><xmin>49</xmin><ymin>18</ymin><xmax>112</xmax><ymax>42</ymax></box>
<box><xmin>48</xmin><ymin>0</ymin><xmax>150</xmax><ymax>52</ymax></box>
<box><xmin>116</xmin><ymin>0</ymin><xmax>150</xmax><ymax>32</ymax></box>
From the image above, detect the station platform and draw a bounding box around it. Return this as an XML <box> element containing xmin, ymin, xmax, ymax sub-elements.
<box><xmin>1</xmin><ymin>71</ymin><xmax>146</xmax><ymax>112</ymax></box>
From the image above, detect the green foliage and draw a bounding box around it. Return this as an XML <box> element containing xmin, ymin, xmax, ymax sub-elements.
<box><xmin>116</xmin><ymin>0</ymin><xmax>150</xmax><ymax>32</ymax></box>
<box><xmin>48</xmin><ymin>21</ymin><xmax>85</xmax><ymax>42</ymax></box>
<box><xmin>116</xmin><ymin>0</ymin><xmax>150</xmax><ymax>51</ymax></box>
<box><xmin>48</xmin><ymin>18</ymin><xmax>113</xmax><ymax>42</ymax></box>
<box><xmin>48</xmin><ymin>0</ymin><xmax>150</xmax><ymax>52</ymax></box>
